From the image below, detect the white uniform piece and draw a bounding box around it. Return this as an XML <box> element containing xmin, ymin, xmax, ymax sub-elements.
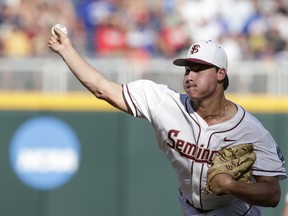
<box><xmin>123</xmin><ymin>80</ymin><xmax>287</xmax><ymax>216</ymax></box>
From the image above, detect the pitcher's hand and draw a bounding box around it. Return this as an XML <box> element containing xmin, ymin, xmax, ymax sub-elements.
<box><xmin>48</xmin><ymin>27</ymin><xmax>71</xmax><ymax>53</ymax></box>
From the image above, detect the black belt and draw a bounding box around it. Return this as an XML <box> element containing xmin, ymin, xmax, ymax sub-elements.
<box><xmin>185</xmin><ymin>198</ymin><xmax>210</xmax><ymax>213</ymax></box>
<box><xmin>179</xmin><ymin>189</ymin><xmax>210</xmax><ymax>214</ymax></box>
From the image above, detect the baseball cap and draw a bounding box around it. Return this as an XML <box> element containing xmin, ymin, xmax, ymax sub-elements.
<box><xmin>173</xmin><ymin>40</ymin><xmax>228</xmax><ymax>71</ymax></box>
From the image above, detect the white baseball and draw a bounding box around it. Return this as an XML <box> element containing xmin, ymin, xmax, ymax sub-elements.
<box><xmin>51</xmin><ymin>24</ymin><xmax>68</xmax><ymax>39</ymax></box>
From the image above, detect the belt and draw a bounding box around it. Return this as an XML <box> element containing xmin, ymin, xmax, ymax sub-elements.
<box><xmin>179</xmin><ymin>189</ymin><xmax>210</xmax><ymax>214</ymax></box>
<box><xmin>185</xmin><ymin>198</ymin><xmax>210</xmax><ymax>214</ymax></box>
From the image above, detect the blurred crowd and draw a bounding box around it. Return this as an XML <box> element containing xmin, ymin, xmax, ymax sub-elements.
<box><xmin>1</xmin><ymin>0</ymin><xmax>288</xmax><ymax>61</ymax></box>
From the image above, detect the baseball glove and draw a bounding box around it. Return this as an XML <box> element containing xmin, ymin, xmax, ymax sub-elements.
<box><xmin>206</xmin><ymin>143</ymin><xmax>256</xmax><ymax>194</ymax></box>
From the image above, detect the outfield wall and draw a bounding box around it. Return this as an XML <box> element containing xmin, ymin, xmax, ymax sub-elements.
<box><xmin>0</xmin><ymin>93</ymin><xmax>287</xmax><ymax>216</ymax></box>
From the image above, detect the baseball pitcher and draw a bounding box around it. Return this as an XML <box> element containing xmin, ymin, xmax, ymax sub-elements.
<box><xmin>49</xmin><ymin>27</ymin><xmax>286</xmax><ymax>216</ymax></box>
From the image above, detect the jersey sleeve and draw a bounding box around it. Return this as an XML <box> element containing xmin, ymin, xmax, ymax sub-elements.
<box><xmin>123</xmin><ymin>79</ymin><xmax>169</xmax><ymax>121</ymax></box>
<box><xmin>253</xmin><ymin>132</ymin><xmax>286</xmax><ymax>180</ymax></box>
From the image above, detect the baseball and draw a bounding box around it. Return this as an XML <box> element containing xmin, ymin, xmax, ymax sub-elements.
<box><xmin>51</xmin><ymin>24</ymin><xmax>68</xmax><ymax>39</ymax></box>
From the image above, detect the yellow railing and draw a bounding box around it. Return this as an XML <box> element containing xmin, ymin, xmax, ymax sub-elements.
<box><xmin>0</xmin><ymin>92</ymin><xmax>116</xmax><ymax>111</ymax></box>
<box><xmin>0</xmin><ymin>92</ymin><xmax>288</xmax><ymax>113</ymax></box>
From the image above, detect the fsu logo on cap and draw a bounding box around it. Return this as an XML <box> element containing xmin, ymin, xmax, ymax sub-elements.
<box><xmin>190</xmin><ymin>44</ymin><xmax>200</xmax><ymax>54</ymax></box>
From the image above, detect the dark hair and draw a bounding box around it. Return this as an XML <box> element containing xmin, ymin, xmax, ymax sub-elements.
<box><xmin>215</xmin><ymin>67</ymin><xmax>229</xmax><ymax>90</ymax></box>
<box><xmin>223</xmin><ymin>75</ymin><xmax>229</xmax><ymax>90</ymax></box>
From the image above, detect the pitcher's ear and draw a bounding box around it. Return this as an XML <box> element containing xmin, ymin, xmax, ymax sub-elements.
<box><xmin>217</xmin><ymin>68</ymin><xmax>227</xmax><ymax>82</ymax></box>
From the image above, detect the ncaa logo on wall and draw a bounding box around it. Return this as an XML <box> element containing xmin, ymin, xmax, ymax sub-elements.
<box><xmin>9</xmin><ymin>116</ymin><xmax>81</xmax><ymax>191</ymax></box>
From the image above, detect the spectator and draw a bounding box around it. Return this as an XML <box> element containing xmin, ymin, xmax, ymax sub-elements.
<box><xmin>1</xmin><ymin>0</ymin><xmax>288</xmax><ymax>60</ymax></box>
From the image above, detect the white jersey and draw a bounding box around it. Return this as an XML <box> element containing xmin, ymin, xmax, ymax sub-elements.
<box><xmin>123</xmin><ymin>80</ymin><xmax>286</xmax><ymax>211</ymax></box>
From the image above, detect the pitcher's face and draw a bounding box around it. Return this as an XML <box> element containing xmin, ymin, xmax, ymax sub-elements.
<box><xmin>183</xmin><ymin>64</ymin><xmax>220</xmax><ymax>101</ymax></box>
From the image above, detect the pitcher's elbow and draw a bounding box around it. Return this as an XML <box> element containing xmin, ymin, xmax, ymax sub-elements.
<box><xmin>269</xmin><ymin>193</ymin><xmax>280</xmax><ymax>208</ymax></box>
